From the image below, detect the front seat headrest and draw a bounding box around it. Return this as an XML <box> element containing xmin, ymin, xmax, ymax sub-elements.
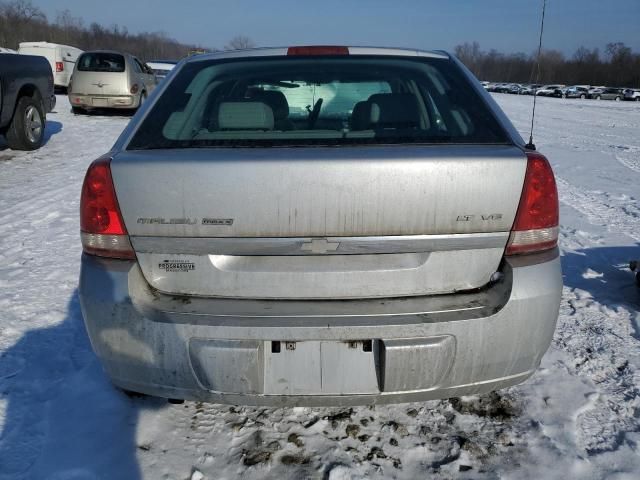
<box><xmin>367</xmin><ymin>93</ymin><xmax>421</xmax><ymax>128</ymax></box>
<box><xmin>217</xmin><ymin>102</ymin><xmax>274</xmax><ymax>130</ymax></box>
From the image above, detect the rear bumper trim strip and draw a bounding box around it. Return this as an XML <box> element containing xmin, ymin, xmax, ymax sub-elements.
<box><xmin>130</xmin><ymin>232</ymin><xmax>509</xmax><ymax>256</ymax></box>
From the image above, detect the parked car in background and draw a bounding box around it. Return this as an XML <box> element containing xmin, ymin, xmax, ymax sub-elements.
<box><xmin>78</xmin><ymin>46</ymin><xmax>562</xmax><ymax>406</ymax></box>
<box><xmin>506</xmin><ymin>83</ymin><xmax>523</xmax><ymax>94</ymax></box>
<box><xmin>486</xmin><ymin>82</ymin><xmax>506</xmax><ymax>92</ymax></box>
<box><xmin>623</xmin><ymin>89</ymin><xmax>640</xmax><ymax>101</ymax></box>
<box><xmin>536</xmin><ymin>84</ymin><xmax>565</xmax><ymax>97</ymax></box>
<box><xmin>564</xmin><ymin>86</ymin><xmax>590</xmax><ymax>99</ymax></box>
<box><xmin>0</xmin><ymin>47</ymin><xmax>17</xmax><ymax>53</ymax></box>
<box><xmin>0</xmin><ymin>52</ymin><xmax>55</xmax><ymax>150</ymax></box>
<box><xmin>590</xmin><ymin>87</ymin><xmax>624</xmax><ymax>101</ymax></box>
<box><xmin>68</xmin><ymin>50</ymin><xmax>157</xmax><ymax>113</ymax></box>
<box><xmin>18</xmin><ymin>41</ymin><xmax>83</xmax><ymax>90</ymax></box>
<box><xmin>519</xmin><ymin>84</ymin><xmax>542</xmax><ymax>95</ymax></box>
<box><xmin>147</xmin><ymin>60</ymin><xmax>177</xmax><ymax>81</ymax></box>
<box><xmin>492</xmin><ymin>83</ymin><xmax>509</xmax><ymax>93</ymax></box>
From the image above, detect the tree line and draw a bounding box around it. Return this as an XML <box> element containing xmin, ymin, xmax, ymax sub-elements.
<box><xmin>2</xmin><ymin>0</ymin><xmax>637</xmax><ymax>87</ymax></box>
<box><xmin>0</xmin><ymin>0</ymin><xmax>255</xmax><ymax>61</ymax></box>
<box><xmin>455</xmin><ymin>41</ymin><xmax>640</xmax><ymax>88</ymax></box>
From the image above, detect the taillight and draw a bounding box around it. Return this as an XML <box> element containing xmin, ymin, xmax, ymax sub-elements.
<box><xmin>505</xmin><ymin>151</ymin><xmax>559</xmax><ymax>256</ymax></box>
<box><xmin>287</xmin><ymin>46</ymin><xmax>349</xmax><ymax>55</ymax></box>
<box><xmin>130</xmin><ymin>84</ymin><xmax>139</xmax><ymax>94</ymax></box>
<box><xmin>56</xmin><ymin>61</ymin><xmax>64</xmax><ymax>72</ymax></box>
<box><xmin>80</xmin><ymin>158</ymin><xmax>135</xmax><ymax>259</ymax></box>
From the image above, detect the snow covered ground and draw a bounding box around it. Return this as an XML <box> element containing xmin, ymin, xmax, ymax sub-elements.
<box><xmin>0</xmin><ymin>95</ymin><xmax>639</xmax><ymax>479</ymax></box>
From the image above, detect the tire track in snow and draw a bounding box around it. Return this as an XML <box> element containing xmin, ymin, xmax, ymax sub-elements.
<box><xmin>556</xmin><ymin>176</ymin><xmax>640</xmax><ymax>241</ymax></box>
<box><xmin>613</xmin><ymin>145</ymin><xmax>640</xmax><ymax>174</ymax></box>
<box><xmin>555</xmin><ymin>288</ymin><xmax>640</xmax><ymax>454</ymax></box>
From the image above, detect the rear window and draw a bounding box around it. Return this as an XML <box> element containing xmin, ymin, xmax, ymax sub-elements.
<box><xmin>128</xmin><ymin>56</ymin><xmax>509</xmax><ymax>149</ymax></box>
<box><xmin>77</xmin><ymin>52</ymin><xmax>125</xmax><ymax>73</ymax></box>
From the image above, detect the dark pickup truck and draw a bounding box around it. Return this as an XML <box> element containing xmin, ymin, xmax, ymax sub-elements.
<box><xmin>0</xmin><ymin>53</ymin><xmax>56</xmax><ymax>150</ymax></box>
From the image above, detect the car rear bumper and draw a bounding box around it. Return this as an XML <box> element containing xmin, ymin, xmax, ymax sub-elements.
<box><xmin>68</xmin><ymin>93</ymin><xmax>137</xmax><ymax>109</ymax></box>
<box><xmin>79</xmin><ymin>250</ymin><xmax>562</xmax><ymax>406</ymax></box>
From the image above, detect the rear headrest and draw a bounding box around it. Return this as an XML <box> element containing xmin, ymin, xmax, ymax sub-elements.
<box><xmin>217</xmin><ymin>102</ymin><xmax>274</xmax><ymax>130</ymax></box>
<box><xmin>368</xmin><ymin>93</ymin><xmax>420</xmax><ymax>128</ymax></box>
<box><xmin>350</xmin><ymin>101</ymin><xmax>372</xmax><ymax>130</ymax></box>
<box><xmin>251</xmin><ymin>90</ymin><xmax>290</xmax><ymax>120</ymax></box>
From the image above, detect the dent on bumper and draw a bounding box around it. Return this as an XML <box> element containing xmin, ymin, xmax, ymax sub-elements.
<box><xmin>79</xmin><ymin>252</ymin><xmax>562</xmax><ymax>406</ymax></box>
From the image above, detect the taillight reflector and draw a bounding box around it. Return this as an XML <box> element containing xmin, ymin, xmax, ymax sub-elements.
<box><xmin>80</xmin><ymin>158</ymin><xmax>134</xmax><ymax>259</ymax></box>
<box><xmin>287</xmin><ymin>46</ymin><xmax>349</xmax><ymax>56</ymax></box>
<box><xmin>55</xmin><ymin>61</ymin><xmax>64</xmax><ymax>72</ymax></box>
<box><xmin>130</xmin><ymin>84</ymin><xmax>139</xmax><ymax>94</ymax></box>
<box><xmin>506</xmin><ymin>151</ymin><xmax>559</xmax><ymax>256</ymax></box>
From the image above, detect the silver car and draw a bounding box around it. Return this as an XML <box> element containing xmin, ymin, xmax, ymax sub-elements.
<box><xmin>68</xmin><ymin>50</ymin><xmax>156</xmax><ymax>113</ymax></box>
<box><xmin>79</xmin><ymin>46</ymin><xmax>562</xmax><ymax>406</ymax></box>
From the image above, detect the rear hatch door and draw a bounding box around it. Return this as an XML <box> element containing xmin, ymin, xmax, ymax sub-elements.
<box><xmin>112</xmin><ymin>145</ymin><xmax>525</xmax><ymax>299</ymax></box>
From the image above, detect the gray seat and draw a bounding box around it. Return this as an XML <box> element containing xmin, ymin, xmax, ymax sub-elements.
<box><xmin>350</xmin><ymin>101</ymin><xmax>372</xmax><ymax>130</ymax></box>
<box><xmin>350</xmin><ymin>93</ymin><xmax>422</xmax><ymax>131</ymax></box>
<box><xmin>251</xmin><ymin>90</ymin><xmax>295</xmax><ymax>131</ymax></box>
<box><xmin>217</xmin><ymin>102</ymin><xmax>274</xmax><ymax>130</ymax></box>
<box><xmin>368</xmin><ymin>93</ymin><xmax>421</xmax><ymax>129</ymax></box>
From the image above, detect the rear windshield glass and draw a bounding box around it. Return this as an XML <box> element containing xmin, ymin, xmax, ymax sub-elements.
<box><xmin>128</xmin><ymin>56</ymin><xmax>509</xmax><ymax>149</ymax></box>
<box><xmin>77</xmin><ymin>52</ymin><xmax>125</xmax><ymax>73</ymax></box>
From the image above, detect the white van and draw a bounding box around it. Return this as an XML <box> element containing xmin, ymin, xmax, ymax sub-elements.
<box><xmin>18</xmin><ymin>42</ymin><xmax>83</xmax><ymax>89</ymax></box>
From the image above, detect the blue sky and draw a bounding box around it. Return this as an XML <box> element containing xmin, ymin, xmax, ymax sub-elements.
<box><xmin>36</xmin><ymin>0</ymin><xmax>640</xmax><ymax>55</ymax></box>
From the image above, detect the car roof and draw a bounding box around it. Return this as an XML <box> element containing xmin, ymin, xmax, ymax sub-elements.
<box><xmin>186</xmin><ymin>46</ymin><xmax>450</xmax><ymax>64</ymax></box>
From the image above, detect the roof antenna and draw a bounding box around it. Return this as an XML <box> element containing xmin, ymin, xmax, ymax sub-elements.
<box><xmin>526</xmin><ymin>0</ymin><xmax>547</xmax><ymax>151</ymax></box>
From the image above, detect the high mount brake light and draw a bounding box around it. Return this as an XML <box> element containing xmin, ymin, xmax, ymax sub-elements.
<box><xmin>80</xmin><ymin>158</ymin><xmax>135</xmax><ymax>260</ymax></box>
<box><xmin>506</xmin><ymin>151</ymin><xmax>559</xmax><ymax>256</ymax></box>
<box><xmin>287</xmin><ymin>46</ymin><xmax>349</xmax><ymax>56</ymax></box>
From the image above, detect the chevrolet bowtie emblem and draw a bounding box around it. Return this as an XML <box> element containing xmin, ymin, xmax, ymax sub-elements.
<box><xmin>300</xmin><ymin>238</ymin><xmax>340</xmax><ymax>254</ymax></box>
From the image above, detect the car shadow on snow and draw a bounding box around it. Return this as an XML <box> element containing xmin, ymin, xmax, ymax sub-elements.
<box><xmin>71</xmin><ymin>107</ymin><xmax>136</xmax><ymax>118</ymax></box>
<box><xmin>0</xmin><ymin>289</ymin><xmax>162</xmax><ymax>479</ymax></box>
<box><xmin>561</xmin><ymin>244</ymin><xmax>640</xmax><ymax>318</ymax></box>
<box><xmin>0</xmin><ymin>120</ymin><xmax>63</xmax><ymax>153</ymax></box>
<box><xmin>42</xmin><ymin>120</ymin><xmax>63</xmax><ymax>145</ymax></box>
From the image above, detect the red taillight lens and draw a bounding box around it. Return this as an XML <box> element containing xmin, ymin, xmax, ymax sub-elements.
<box><xmin>287</xmin><ymin>46</ymin><xmax>349</xmax><ymax>56</ymax></box>
<box><xmin>56</xmin><ymin>61</ymin><xmax>64</xmax><ymax>72</ymax></box>
<box><xmin>130</xmin><ymin>84</ymin><xmax>139</xmax><ymax>94</ymax></box>
<box><xmin>506</xmin><ymin>151</ymin><xmax>559</xmax><ymax>256</ymax></box>
<box><xmin>80</xmin><ymin>158</ymin><xmax>135</xmax><ymax>259</ymax></box>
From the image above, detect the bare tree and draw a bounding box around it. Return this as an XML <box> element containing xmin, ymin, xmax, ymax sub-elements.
<box><xmin>0</xmin><ymin>0</ymin><xmax>212</xmax><ymax>61</ymax></box>
<box><xmin>453</xmin><ymin>41</ymin><xmax>640</xmax><ymax>88</ymax></box>
<box><xmin>2</xmin><ymin>0</ymin><xmax>44</xmax><ymax>20</ymax></box>
<box><xmin>225</xmin><ymin>35</ymin><xmax>255</xmax><ymax>51</ymax></box>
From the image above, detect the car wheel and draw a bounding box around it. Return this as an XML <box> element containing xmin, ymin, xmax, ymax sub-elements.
<box><xmin>5</xmin><ymin>95</ymin><xmax>45</xmax><ymax>151</ymax></box>
<box><xmin>615</xmin><ymin>96</ymin><xmax>621</xmax><ymax>101</ymax></box>
<box><xmin>636</xmin><ymin>97</ymin><xmax>640</xmax><ymax>102</ymax></box>
<box><xmin>596</xmin><ymin>95</ymin><xmax>601</xmax><ymax>100</ymax></box>
<box><xmin>580</xmin><ymin>94</ymin><xmax>586</xmax><ymax>99</ymax></box>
